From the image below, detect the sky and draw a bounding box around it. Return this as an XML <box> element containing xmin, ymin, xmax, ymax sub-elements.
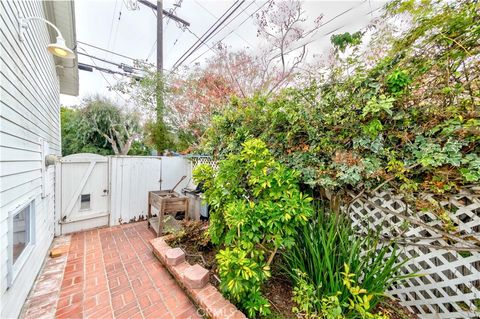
<box><xmin>60</xmin><ymin>0</ymin><xmax>387</xmax><ymax>107</ymax></box>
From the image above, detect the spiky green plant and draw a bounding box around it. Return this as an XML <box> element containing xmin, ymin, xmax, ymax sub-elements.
<box><xmin>283</xmin><ymin>204</ymin><xmax>412</xmax><ymax>316</ymax></box>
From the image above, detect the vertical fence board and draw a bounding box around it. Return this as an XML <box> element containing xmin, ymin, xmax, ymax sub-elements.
<box><xmin>109</xmin><ymin>156</ymin><xmax>190</xmax><ymax>225</ymax></box>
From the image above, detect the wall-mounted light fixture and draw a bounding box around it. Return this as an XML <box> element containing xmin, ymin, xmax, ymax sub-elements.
<box><xmin>19</xmin><ymin>16</ymin><xmax>75</xmax><ymax>59</ymax></box>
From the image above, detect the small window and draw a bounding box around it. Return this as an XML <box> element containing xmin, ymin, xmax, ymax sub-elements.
<box><xmin>8</xmin><ymin>199</ymin><xmax>35</xmax><ymax>286</ymax></box>
<box><xmin>12</xmin><ymin>206</ymin><xmax>30</xmax><ymax>264</ymax></box>
<box><xmin>80</xmin><ymin>194</ymin><xmax>91</xmax><ymax>210</ymax></box>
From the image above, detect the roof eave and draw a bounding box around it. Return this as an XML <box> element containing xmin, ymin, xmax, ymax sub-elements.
<box><xmin>43</xmin><ymin>0</ymin><xmax>79</xmax><ymax>96</ymax></box>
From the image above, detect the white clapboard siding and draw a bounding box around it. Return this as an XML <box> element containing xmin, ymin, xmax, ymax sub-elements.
<box><xmin>1</xmin><ymin>1</ymin><xmax>60</xmax><ymax>105</ymax></box>
<box><xmin>0</xmin><ymin>161</ymin><xmax>41</xmax><ymax>178</ymax></box>
<box><xmin>0</xmin><ymin>131</ymin><xmax>42</xmax><ymax>153</ymax></box>
<box><xmin>0</xmin><ymin>0</ymin><xmax>64</xmax><ymax>317</ymax></box>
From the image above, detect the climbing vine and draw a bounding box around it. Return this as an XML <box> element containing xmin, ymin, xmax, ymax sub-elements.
<box><xmin>200</xmin><ymin>0</ymin><xmax>479</xmax><ymax>196</ymax></box>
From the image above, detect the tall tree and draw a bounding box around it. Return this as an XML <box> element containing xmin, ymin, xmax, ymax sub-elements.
<box><xmin>61</xmin><ymin>96</ymin><xmax>145</xmax><ymax>156</ymax></box>
<box><xmin>81</xmin><ymin>96</ymin><xmax>142</xmax><ymax>155</ymax></box>
<box><xmin>61</xmin><ymin>106</ymin><xmax>113</xmax><ymax>156</ymax></box>
<box><xmin>255</xmin><ymin>0</ymin><xmax>322</xmax><ymax>94</ymax></box>
<box><xmin>115</xmin><ymin>67</ymin><xmax>174</xmax><ymax>153</ymax></box>
<box><xmin>114</xmin><ymin>0</ymin><xmax>323</xmax><ymax>151</ymax></box>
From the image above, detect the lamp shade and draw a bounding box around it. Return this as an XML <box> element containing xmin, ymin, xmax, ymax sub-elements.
<box><xmin>46</xmin><ymin>36</ymin><xmax>75</xmax><ymax>59</ymax></box>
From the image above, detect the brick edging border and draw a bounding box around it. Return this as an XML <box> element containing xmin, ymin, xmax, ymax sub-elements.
<box><xmin>150</xmin><ymin>237</ymin><xmax>246</xmax><ymax>319</ymax></box>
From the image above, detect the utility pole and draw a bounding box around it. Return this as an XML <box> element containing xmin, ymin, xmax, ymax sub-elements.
<box><xmin>137</xmin><ymin>0</ymin><xmax>189</xmax><ymax>153</ymax></box>
<box><xmin>156</xmin><ymin>0</ymin><xmax>164</xmax><ymax>150</ymax></box>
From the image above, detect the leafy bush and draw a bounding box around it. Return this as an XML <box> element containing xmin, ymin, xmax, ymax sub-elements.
<box><xmin>284</xmin><ymin>207</ymin><xmax>410</xmax><ymax>317</ymax></box>
<box><xmin>199</xmin><ymin>0</ymin><xmax>479</xmax><ymax>195</ymax></box>
<box><xmin>193</xmin><ymin>138</ymin><xmax>313</xmax><ymax>317</ymax></box>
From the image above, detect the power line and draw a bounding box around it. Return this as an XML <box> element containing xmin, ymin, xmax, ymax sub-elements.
<box><xmin>184</xmin><ymin>0</ymin><xmax>378</xmax><ymax>69</ymax></box>
<box><xmin>146</xmin><ymin>40</ymin><xmax>157</xmax><ymax>61</ymax></box>
<box><xmin>165</xmin><ymin>31</ymin><xmax>185</xmax><ymax>59</ymax></box>
<box><xmin>77</xmin><ymin>52</ymin><xmax>144</xmax><ymax>73</ymax></box>
<box><xmin>172</xmin><ymin>0</ymin><xmax>246</xmax><ymax>71</ymax></box>
<box><xmin>106</xmin><ymin>0</ymin><xmax>119</xmax><ymax>56</ymax></box>
<box><xmin>192</xmin><ymin>0</ymin><xmax>257</xmax><ymax>52</ymax></box>
<box><xmin>137</xmin><ymin>0</ymin><xmax>190</xmax><ymax>26</ymax></box>
<box><xmin>77</xmin><ymin>41</ymin><xmax>155</xmax><ymax>67</ymax></box>
<box><xmin>110</xmin><ymin>1</ymin><xmax>124</xmax><ymax>57</ymax></box>
<box><xmin>194</xmin><ymin>0</ymin><xmax>372</xmax><ymax>64</ymax></box>
<box><xmin>171</xmin><ymin>0</ymin><xmax>243</xmax><ymax>69</ymax></box>
<box><xmin>77</xmin><ymin>46</ymin><xmax>129</xmax><ymax>103</ymax></box>
<box><xmin>193</xmin><ymin>0</ymin><xmax>253</xmax><ymax>47</ymax></box>
<box><xmin>79</xmin><ymin>62</ymin><xmax>141</xmax><ymax>78</ymax></box>
<box><xmin>162</xmin><ymin>0</ymin><xmax>184</xmax><ymax>60</ymax></box>
<box><xmin>277</xmin><ymin>1</ymin><xmax>384</xmax><ymax>58</ymax></box>
<box><xmin>184</xmin><ymin>0</ymin><xmax>268</xmax><ymax>67</ymax></box>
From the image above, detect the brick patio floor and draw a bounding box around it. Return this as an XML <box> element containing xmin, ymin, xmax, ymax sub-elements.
<box><xmin>27</xmin><ymin>222</ymin><xmax>201</xmax><ymax>319</ymax></box>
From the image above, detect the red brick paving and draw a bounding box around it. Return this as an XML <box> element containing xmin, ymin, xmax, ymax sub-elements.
<box><xmin>54</xmin><ymin>222</ymin><xmax>200</xmax><ymax>319</ymax></box>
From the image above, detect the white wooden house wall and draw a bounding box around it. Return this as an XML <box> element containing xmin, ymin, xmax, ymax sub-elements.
<box><xmin>0</xmin><ymin>1</ymin><xmax>74</xmax><ymax>318</ymax></box>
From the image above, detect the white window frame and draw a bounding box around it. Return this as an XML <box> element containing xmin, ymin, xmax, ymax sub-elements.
<box><xmin>7</xmin><ymin>199</ymin><xmax>36</xmax><ymax>287</ymax></box>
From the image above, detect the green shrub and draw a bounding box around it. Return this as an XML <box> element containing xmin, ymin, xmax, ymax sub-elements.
<box><xmin>284</xmin><ymin>206</ymin><xmax>410</xmax><ymax>317</ymax></box>
<box><xmin>193</xmin><ymin>138</ymin><xmax>314</xmax><ymax>317</ymax></box>
<box><xmin>199</xmin><ymin>0</ymin><xmax>479</xmax><ymax>195</ymax></box>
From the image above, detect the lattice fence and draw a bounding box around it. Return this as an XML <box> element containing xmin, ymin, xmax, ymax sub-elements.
<box><xmin>187</xmin><ymin>155</ymin><xmax>218</xmax><ymax>171</ymax></box>
<box><xmin>345</xmin><ymin>189</ymin><xmax>480</xmax><ymax>318</ymax></box>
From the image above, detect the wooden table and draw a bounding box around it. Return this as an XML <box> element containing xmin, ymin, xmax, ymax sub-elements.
<box><xmin>147</xmin><ymin>190</ymin><xmax>189</xmax><ymax>237</ymax></box>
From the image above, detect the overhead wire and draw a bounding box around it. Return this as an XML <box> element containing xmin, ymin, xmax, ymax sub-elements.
<box><xmin>77</xmin><ymin>46</ymin><xmax>129</xmax><ymax>103</ymax></box>
<box><xmin>146</xmin><ymin>40</ymin><xmax>157</xmax><ymax>61</ymax></box>
<box><xmin>184</xmin><ymin>0</ymin><xmax>382</xmax><ymax>70</ymax></box>
<box><xmin>193</xmin><ymin>0</ymin><xmax>253</xmax><ymax>47</ymax></box>
<box><xmin>110</xmin><ymin>1</ymin><xmax>124</xmax><ymax>57</ymax></box>
<box><xmin>123</xmin><ymin>0</ymin><xmax>140</xmax><ymax>11</ymax></box>
<box><xmin>171</xmin><ymin>0</ymin><xmax>246</xmax><ymax>71</ymax></box>
<box><xmin>77</xmin><ymin>52</ymin><xmax>145</xmax><ymax>72</ymax></box>
<box><xmin>79</xmin><ymin>62</ymin><xmax>139</xmax><ymax>78</ymax></box>
<box><xmin>145</xmin><ymin>0</ymin><xmax>184</xmax><ymax>62</ymax></box>
<box><xmin>277</xmin><ymin>1</ymin><xmax>384</xmax><ymax>58</ymax></box>
<box><xmin>165</xmin><ymin>31</ymin><xmax>185</xmax><ymax>59</ymax></box>
<box><xmin>77</xmin><ymin>41</ymin><xmax>156</xmax><ymax>67</ymax></box>
<box><xmin>106</xmin><ymin>0</ymin><xmax>119</xmax><ymax>57</ymax></box>
<box><xmin>192</xmin><ymin>0</ymin><xmax>257</xmax><ymax>51</ymax></box>
<box><xmin>171</xmin><ymin>0</ymin><xmax>243</xmax><ymax>69</ymax></box>
<box><xmin>163</xmin><ymin>0</ymin><xmax>185</xmax><ymax>60</ymax></box>
<box><xmin>184</xmin><ymin>0</ymin><xmax>269</xmax><ymax>67</ymax></box>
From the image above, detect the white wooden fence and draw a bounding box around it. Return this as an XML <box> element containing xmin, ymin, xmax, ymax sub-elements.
<box><xmin>55</xmin><ymin>154</ymin><xmax>191</xmax><ymax>234</ymax></box>
<box><xmin>346</xmin><ymin>190</ymin><xmax>480</xmax><ymax>318</ymax></box>
<box><xmin>109</xmin><ymin>156</ymin><xmax>191</xmax><ymax>225</ymax></box>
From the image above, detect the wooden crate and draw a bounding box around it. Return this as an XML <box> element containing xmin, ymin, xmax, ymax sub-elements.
<box><xmin>147</xmin><ymin>191</ymin><xmax>189</xmax><ymax>237</ymax></box>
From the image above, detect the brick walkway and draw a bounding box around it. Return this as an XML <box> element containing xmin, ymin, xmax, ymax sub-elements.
<box><xmin>51</xmin><ymin>222</ymin><xmax>200</xmax><ymax>319</ymax></box>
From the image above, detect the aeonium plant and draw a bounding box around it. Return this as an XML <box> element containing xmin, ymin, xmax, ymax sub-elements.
<box><xmin>193</xmin><ymin>138</ymin><xmax>314</xmax><ymax>317</ymax></box>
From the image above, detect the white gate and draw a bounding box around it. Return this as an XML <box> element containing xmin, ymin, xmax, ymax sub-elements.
<box><xmin>56</xmin><ymin>153</ymin><xmax>109</xmax><ymax>235</ymax></box>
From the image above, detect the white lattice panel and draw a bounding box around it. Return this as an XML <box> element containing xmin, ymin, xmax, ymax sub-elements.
<box><xmin>188</xmin><ymin>156</ymin><xmax>218</xmax><ymax>171</ymax></box>
<box><xmin>346</xmin><ymin>190</ymin><xmax>480</xmax><ymax>318</ymax></box>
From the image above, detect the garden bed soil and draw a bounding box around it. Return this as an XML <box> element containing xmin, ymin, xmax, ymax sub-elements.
<box><xmin>166</xmin><ymin>220</ymin><xmax>418</xmax><ymax>319</ymax></box>
<box><xmin>373</xmin><ymin>299</ymin><xmax>420</xmax><ymax>319</ymax></box>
